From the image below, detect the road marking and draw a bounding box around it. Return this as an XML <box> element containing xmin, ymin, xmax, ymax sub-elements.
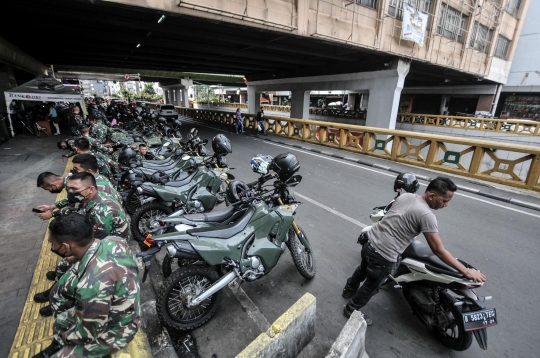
<box><xmin>294</xmin><ymin>192</ymin><xmax>367</xmax><ymax>228</ymax></box>
<box><xmin>228</xmin><ymin>280</ymin><xmax>271</xmax><ymax>332</ymax></box>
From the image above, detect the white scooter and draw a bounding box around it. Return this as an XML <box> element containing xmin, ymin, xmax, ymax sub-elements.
<box><xmin>360</xmin><ymin>175</ymin><xmax>497</xmax><ymax>351</ymax></box>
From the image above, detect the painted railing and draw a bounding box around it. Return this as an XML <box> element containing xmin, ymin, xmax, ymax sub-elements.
<box><xmin>178</xmin><ymin>107</ymin><xmax>540</xmax><ymax>192</ymax></box>
<box><xmin>398</xmin><ymin>113</ymin><xmax>540</xmax><ymax>136</ymax></box>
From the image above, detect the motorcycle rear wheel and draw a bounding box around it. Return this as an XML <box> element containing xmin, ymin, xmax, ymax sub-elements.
<box><xmin>131</xmin><ymin>202</ymin><xmax>173</xmax><ymax>242</ymax></box>
<box><xmin>287</xmin><ymin>226</ymin><xmax>316</xmax><ymax>279</ymax></box>
<box><xmin>433</xmin><ymin>298</ymin><xmax>473</xmax><ymax>351</ymax></box>
<box><xmin>162</xmin><ymin>255</ymin><xmax>206</xmax><ymax>278</ymax></box>
<box><xmin>157</xmin><ymin>266</ymin><xmax>221</xmax><ymax>331</ymax></box>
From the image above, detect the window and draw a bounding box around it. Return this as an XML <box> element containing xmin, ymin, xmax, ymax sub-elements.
<box><xmin>388</xmin><ymin>0</ymin><xmax>432</xmax><ymax>20</ymax></box>
<box><xmin>437</xmin><ymin>3</ymin><xmax>468</xmax><ymax>43</ymax></box>
<box><xmin>469</xmin><ymin>21</ymin><xmax>492</xmax><ymax>53</ymax></box>
<box><xmin>506</xmin><ymin>0</ymin><xmax>522</xmax><ymax>17</ymax></box>
<box><xmin>356</xmin><ymin>0</ymin><xmax>377</xmax><ymax>9</ymax></box>
<box><xmin>494</xmin><ymin>35</ymin><xmax>511</xmax><ymax>59</ymax></box>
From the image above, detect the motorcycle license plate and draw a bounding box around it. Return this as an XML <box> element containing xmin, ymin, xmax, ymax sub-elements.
<box><xmin>462</xmin><ymin>308</ymin><xmax>497</xmax><ymax>331</ymax></box>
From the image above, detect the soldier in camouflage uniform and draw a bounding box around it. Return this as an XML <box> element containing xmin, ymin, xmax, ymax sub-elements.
<box><xmin>68</xmin><ymin>105</ymin><xmax>85</xmax><ymax>136</ymax></box>
<box><xmin>73</xmin><ymin>137</ymin><xmax>120</xmax><ymax>182</ymax></box>
<box><xmin>78</xmin><ymin>124</ymin><xmax>114</xmax><ymax>156</ymax></box>
<box><xmin>72</xmin><ymin>154</ymin><xmax>123</xmax><ymax>204</ymax></box>
<box><xmin>34</xmin><ymin>172</ymin><xmax>129</xmax><ymax>317</ymax></box>
<box><xmin>88</xmin><ymin>115</ymin><xmax>111</xmax><ymax>143</ymax></box>
<box><xmin>53</xmin><ymin>172</ymin><xmax>129</xmax><ymax>241</ymax></box>
<box><xmin>32</xmin><ymin>213</ymin><xmax>139</xmax><ymax>358</ymax></box>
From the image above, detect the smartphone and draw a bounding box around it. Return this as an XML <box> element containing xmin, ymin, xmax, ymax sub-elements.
<box><xmin>32</xmin><ymin>208</ymin><xmax>44</xmax><ymax>213</ymax></box>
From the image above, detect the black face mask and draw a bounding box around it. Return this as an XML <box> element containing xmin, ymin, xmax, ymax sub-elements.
<box><xmin>51</xmin><ymin>243</ymin><xmax>68</xmax><ymax>258</ymax></box>
<box><xmin>70</xmin><ymin>168</ymin><xmax>78</xmax><ymax>175</ymax></box>
<box><xmin>67</xmin><ymin>187</ymin><xmax>91</xmax><ymax>203</ymax></box>
<box><xmin>49</xmin><ymin>189</ymin><xmax>62</xmax><ymax>194</ymax></box>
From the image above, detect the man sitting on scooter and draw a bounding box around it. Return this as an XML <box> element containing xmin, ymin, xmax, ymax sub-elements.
<box><xmin>341</xmin><ymin>175</ymin><xmax>486</xmax><ymax>325</ymax></box>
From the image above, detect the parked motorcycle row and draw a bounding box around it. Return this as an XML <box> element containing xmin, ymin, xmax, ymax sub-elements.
<box><xmin>64</xmin><ymin>102</ymin><xmax>495</xmax><ymax>351</ymax></box>
<box><xmin>89</xmin><ymin>106</ymin><xmax>317</xmax><ymax>332</ymax></box>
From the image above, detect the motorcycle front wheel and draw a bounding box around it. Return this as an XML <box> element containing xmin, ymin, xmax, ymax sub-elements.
<box><xmin>131</xmin><ymin>202</ymin><xmax>173</xmax><ymax>242</ymax></box>
<box><xmin>433</xmin><ymin>297</ymin><xmax>473</xmax><ymax>351</ymax></box>
<box><xmin>286</xmin><ymin>226</ymin><xmax>316</xmax><ymax>279</ymax></box>
<box><xmin>157</xmin><ymin>266</ymin><xmax>221</xmax><ymax>331</ymax></box>
<box><xmin>124</xmin><ymin>190</ymin><xmax>143</xmax><ymax>215</ymax></box>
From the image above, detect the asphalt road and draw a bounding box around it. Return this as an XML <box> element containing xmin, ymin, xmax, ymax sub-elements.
<box><xmin>175</xmin><ymin>117</ymin><xmax>540</xmax><ymax>358</ymax></box>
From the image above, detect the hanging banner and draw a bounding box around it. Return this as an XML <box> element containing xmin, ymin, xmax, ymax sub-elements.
<box><xmin>401</xmin><ymin>3</ymin><xmax>429</xmax><ymax>47</ymax></box>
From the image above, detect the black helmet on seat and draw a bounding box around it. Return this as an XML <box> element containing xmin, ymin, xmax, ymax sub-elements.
<box><xmin>151</xmin><ymin>170</ymin><xmax>169</xmax><ymax>185</ymax></box>
<box><xmin>212</xmin><ymin>134</ymin><xmax>232</xmax><ymax>156</ymax></box>
<box><xmin>394</xmin><ymin>173</ymin><xmax>420</xmax><ymax>193</ymax></box>
<box><xmin>118</xmin><ymin>148</ymin><xmax>137</xmax><ymax>165</ymax></box>
<box><xmin>269</xmin><ymin>153</ymin><xmax>300</xmax><ymax>182</ymax></box>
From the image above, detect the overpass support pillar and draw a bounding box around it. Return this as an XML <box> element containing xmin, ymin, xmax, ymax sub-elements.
<box><xmin>290</xmin><ymin>90</ymin><xmax>310</xmax><ymax>119</ymax></box>
<box><xmin>181</xmin><ymin>89</ymin><xmax>189</xmax><ymax>107</ymax></box>
<box><xmin>175</xmin><ymin>89</ymin><xmax>181</xmax><ymax>106</ymax></box>
<box><xmin>366</xmin><ymin>59</ymin><xmax>410</xmax><ymax>129</ymax></box>
<box><xmin>247</xmin><ymin>86</ymin><xmax>260</xmax><ymax>114</ymax></box>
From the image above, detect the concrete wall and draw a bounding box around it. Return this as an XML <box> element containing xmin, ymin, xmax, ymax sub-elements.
<box><xmin>325</xmin><ymin>311</ymin><xmax>369</xmax><ymax>358</ymax></box>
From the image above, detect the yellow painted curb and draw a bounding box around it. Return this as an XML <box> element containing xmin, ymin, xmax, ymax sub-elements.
<box><xmin>236</xmin><ymin>293</ymin><xmax>316</xmax><ymax>358</ymax></box>
<box><xmin>8</xmin><ymin>157</ymin><xmax>152</xmax><ymax>358</ymax></box>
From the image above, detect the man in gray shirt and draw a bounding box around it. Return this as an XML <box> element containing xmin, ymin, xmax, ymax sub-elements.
<box><xmin>342</xmin><ymin>176</ymin><xmax>486</xmax><ymax>324</ymax></box>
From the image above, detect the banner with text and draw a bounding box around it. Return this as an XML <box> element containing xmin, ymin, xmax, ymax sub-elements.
<box><xmin>401</xmin><ymin>3</ymin><xmax>429</xmax><ymax>47</ymax></box>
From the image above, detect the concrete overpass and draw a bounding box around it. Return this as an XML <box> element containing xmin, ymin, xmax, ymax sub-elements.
<box><xmin>0</xmin><ymin>0</ymin><xmax>530</xmax><ymax>128</ymax></box>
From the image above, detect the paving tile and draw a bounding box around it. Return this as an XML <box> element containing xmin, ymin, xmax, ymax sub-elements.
<box><xmin>0</xmin><ymin>272</ymin><xmax>34</xmax><ymax>295</ymax></box>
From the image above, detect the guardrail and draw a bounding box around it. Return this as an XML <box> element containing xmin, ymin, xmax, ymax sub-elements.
<box><xmin>179</xmin><ymin>107</ymin><xmax>540</xmax><ymax>192</ymax></box>
<box><xmin>398</xmin><ymin>113</ymin><xmax>540</xmax><ymax>136</ymax></box>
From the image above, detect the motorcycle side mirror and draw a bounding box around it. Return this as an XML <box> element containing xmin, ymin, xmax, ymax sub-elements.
<box><xmin>163</xmin><ymin>142</ymin><xmax>170</xmax><ymax>147</ymax></box>
<box><xmin>285</xmin><ymin>175</ymin><xmax>302</xmax><ymax>187</ymax></box>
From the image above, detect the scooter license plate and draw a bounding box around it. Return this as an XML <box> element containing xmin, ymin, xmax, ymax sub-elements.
<box><xmin>462</xmin><ymin>308</ymin><xmax>497</xmax><ymax>331</ymax></box>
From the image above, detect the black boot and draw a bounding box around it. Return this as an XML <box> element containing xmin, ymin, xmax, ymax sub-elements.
<box><xmin>39</xmin><ymin>305</ymin><xmax>53</xmax><ymax>317</ymax></box>
<box><xmin>34</xmin><ymin>288</ymin><xmax>51</xmax><ymax>303</ymax></box>
<box><xmin>46</xmin><ymin>271</ymin><xmax>56</xmax><ymax>281</ymax></box>
<box><xmin>32</xmin><ymin>339</ymin><xmax>61</xmax><ymax>358</ymax></box>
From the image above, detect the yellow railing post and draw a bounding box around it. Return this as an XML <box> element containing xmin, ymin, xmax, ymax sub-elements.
<box><xmin>469</xmin><ymin>147</ymin><xmax>485</xmax><ymax>175</ymax></box>
<box><xmin>525</xmin><ymin>155</ymin><xmax>540</xmax><ymax>189</ymax></box>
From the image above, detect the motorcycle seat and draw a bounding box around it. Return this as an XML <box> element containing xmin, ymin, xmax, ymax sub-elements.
<box><xmin>165</xmin><ymin>170</ymin><xmax>198</xmax><ymax>187</ymax></box>
<box><xmin>402</xmin><ymin>240</ymin><xmax>462</xmax><ymax>277</ymax></box>
<box><xmin>183</xmin><ymin>205</ymin><xmax>235</xmax><ymax>223</ymax></box>
<box><xmin>144</xmin><ymin>157</ymin><xmax>175</xmax><ymax>165</ymax></box>
<box><xmin>143</xmin><ymin>158</ymin><xmax>182</xmax><ymax>171</ymax></box>
<box><xmin>186</xmin><ymin>207</ymin><xmax>255</xmax><ymax>239</ymax></box>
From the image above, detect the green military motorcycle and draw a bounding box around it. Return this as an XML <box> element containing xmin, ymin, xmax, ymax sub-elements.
<box><xmin>130</xmin><ymin>134</ymin><xmax>232</xmax><ymax>242</ymax></box>
<box><xmin>137</xmin><ymin>153</ymin><xmax>316</xmax><ymax>331</ymax></box>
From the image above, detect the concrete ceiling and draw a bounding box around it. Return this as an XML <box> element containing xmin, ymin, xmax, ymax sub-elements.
<box><xmin>1</xmin><ymin>0</ymin><xmax>496</xmax><ymax>88</ymax></box>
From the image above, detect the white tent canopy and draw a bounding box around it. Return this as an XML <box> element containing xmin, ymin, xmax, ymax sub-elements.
<box><xmin>4</xmin><ymin>76</ymin><xmax>85</xmax><ymax>137</ymax></box>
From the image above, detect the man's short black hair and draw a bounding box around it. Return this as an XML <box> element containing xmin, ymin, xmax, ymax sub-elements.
<box><xmin>72</xmin><ymin>154</ymin><xmax>98</xmax><ymax>173</ymax></box>
<box><xmin>68</xmin><ymin>171</ymin><xmax>96</xmax><ymax>188</ymax></box>
<box><xmin>78</xmin><ymin>124</ymin><xmax>89</xmax><ymax>132</ymax></box>
<box><xmin>139</xmin><ymin>143</ymin><xmax>147</xmax><ymax>148</ymax></box>
<box><xmin>49</xmin><ymin>212</ymin><xmax>94</xmax><ymax>246</ymax></box>
<box><xmin>73</xmin><ymin>137</ymin><xmax>91</xmax><ymax>151</ymax></box>
<box><xmin>57</xmin><ymin>140</ymin><xmax>67</xmax><ymax>150</ymax></box>
<box><xmin>426</xmin><ymin>176</ymin><xmax>458</xmax><ymax>195</ymax></box>
<box><xmin>37</xmin><ymin>172</ymin><xmax>60</xmax><ymax>187</ymax></box>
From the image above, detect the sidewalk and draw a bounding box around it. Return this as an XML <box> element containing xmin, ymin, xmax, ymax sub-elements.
<box><xmin>0</xmin><ymin>132</ymin><xmax>67</xmax><ymax>357</ymax></box>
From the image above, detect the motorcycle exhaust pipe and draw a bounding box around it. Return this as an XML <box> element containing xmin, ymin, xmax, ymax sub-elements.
<box><xmin>187</xmin><ymin>270</ymin><xmax>237</xmax><ymax>308</ymax></box>
<box><xmin>166</xmin><ymin>242</ymin><xmax>202</xmax><ymax>261</ymax></box>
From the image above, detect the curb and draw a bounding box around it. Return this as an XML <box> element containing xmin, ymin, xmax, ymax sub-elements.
<box><xmin>235</xmin><ymin>293</ymin><xmax>316</xmax><ymax>358</ymax></box>
<box><xmin>325</xmin><ymin>311</ymin><xmax>369</xmax><ymax>358</ymax></box>
<box><xmin>184</xmin><ymin>117</ymin><xmax>540</xmax><ymax>212</ymax></box>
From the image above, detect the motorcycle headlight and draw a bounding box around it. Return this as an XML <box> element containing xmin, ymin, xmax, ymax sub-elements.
<box><xmin>137</xmin><ymin>187</ymin><xmax>143</xmax><ymax>194</ymax></box>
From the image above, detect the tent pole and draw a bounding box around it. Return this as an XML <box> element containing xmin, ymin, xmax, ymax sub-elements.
<box><xmin>6</xmin><ymin>113</ymin><xmax>15</xmax><ymax>137</ymax></box>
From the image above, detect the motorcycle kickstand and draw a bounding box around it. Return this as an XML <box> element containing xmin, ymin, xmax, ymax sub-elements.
<box><xmin>387</xmin><ymin>274</ymin><xmax>402</xmax><ymax>289</ymax></box>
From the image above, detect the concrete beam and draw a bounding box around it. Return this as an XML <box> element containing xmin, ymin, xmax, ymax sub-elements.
<box><xmin>325</xmin><ymin>311</ymin><xmax>369</xmax><ymax>358</ymax></box>
<box><xmin>0</xmin><ymin>36</ymin><xmax>48</xmax><ymax>76</ymax></box>
<box><xmin>236</xmin><ymin>293</ymin><xmax>316</xmax><ymax>358</ymax></box>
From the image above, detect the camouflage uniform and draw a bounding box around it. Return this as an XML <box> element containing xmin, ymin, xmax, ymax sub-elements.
<box><xmin>89</xmin><ymin>122</ymin><xmax>110</xmax><ymax>143</ymax></box>
<box><xmin>111</xmin><ymin>149</ymin><xmax>121</xmax><ymax>164</ymax></box>
<box><xmin>69</xmin><ymin>113</ymin><xmax>84</xmax><ymax>136</ymax></box>
<box><xmin>55</xmin><ymin>173</ymin><xmax>122</xmax><ymax>209</ymax></box>
<box><xmin>95</xmin><ymin>110</ymin><xmax>109</xmax><ymax>125</ymax></box>
<box><xmin>55</xmin><ymin>191</ymin><xmax>129</xmax><ymax>242</ymax></box>
<box><xmin>93</xmin><ymin>151</ymin><xmax>121</xmax><ymax>180</ymax></box>
<box><xmin>50</xmin><ymin>236</ymin><xmax>140</xmax><ymax>357</ymax></box>
<box><xmin>111</xmin><ymin>129</ymin><xmax>133</xmax><ymax>146</ymax></box>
